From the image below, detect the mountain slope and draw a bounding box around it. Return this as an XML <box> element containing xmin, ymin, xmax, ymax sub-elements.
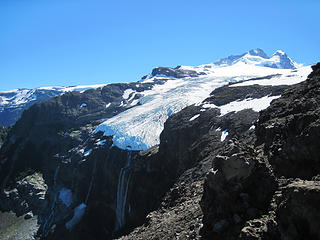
<box><xmin>0</xmin><ymin>49</ymin><xmax>315</xmax><ymax>240</ymax></box>
<box><xmin>0</xmin><ymin>84</ymin><xmax>108</xmax><ymax>126</ymax></box>
<box><xmin>96</xmin><ymin>61</ymin><xmax>310</xmax><ymax>150</ymax></box>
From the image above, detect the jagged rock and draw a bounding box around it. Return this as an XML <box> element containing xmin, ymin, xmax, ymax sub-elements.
<box><xmin>0</xmin><ymin>211</ymin><xmax>39</xmax><ymax>240</ymax></box>
<box><xmin>204</xmin><ymin>83</ymin><xmax>287</xmax><ymax>106</ymax></box>
<box><xmin>257</xmin><ymin>63</ymin><xmax>320</xmax><ymax>179</ymax></box>
<box><xmin>200</xmin><ymin>140</ymin><xmax>277</xmax><ymax>239</ymax></box>
<box><xmin>0</xmin><ymin>172</ymin><xmax>47</xmax><ymax>216</ymax></box>
<box><xmin>151</xmin><ymin>67</ymin><xmax>199</xmax><ymax>78</ymax></box>
<box><xmin>240</xmin><ymin>214</ymin><xmax>279</xmax><ymax>240</ymax></box>
<box><xmin>276</xmin><ymin>180</ymin><xmax>320</xmax><ymax>240</ymax></box>
<box><xmin>0</xmin><ymin>126</ymin><xmax>9</xmax><ymax>148</ymax></box>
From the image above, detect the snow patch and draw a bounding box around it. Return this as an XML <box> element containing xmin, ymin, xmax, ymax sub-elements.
<box><xmin>219</xmin><ymin>96</ymin><xmax>281</xmax><ymax>116</ymax></box>
<box><xmin>122</xmin><ymin>89</ymin><xmax>135</xmax><ymax>100</ymax></box>
<box><xmin>59</xmin><ymin>188</ymin><xmax>72</xmax><ymax>207</ymax></box>
<box><xmin>230</xmin><ymin>66</ymin><xmax>311</xmax><ymax>87</ymax></box>
<box><xmin>83</xmin><ymin>149</ymin><xmax>92</xmax><ymax>157</ymax></box>
<box><xmin>80</xmin><ymin>103</ymin><xmax>87</xmax><ymax>108</ymax></box>
<box><xmin>189</xmin><ymin>114</ymin><xmax>200</xmax><ymax>121</ymax></box>
<box><xmin>65</xmin><ymin>203</ymin><xmax>86</xmax><ymax>230</ymax></box>
<box><xmin>105</xmin><ymin>103</ymin><xmax>111</xmax><ymax>108</ymax></box>
<box><xmin>221</xmin><ymin>130</ymin><xmax>229</xmax><ymax>141</ymax></box>
<box><xmin>96</xmin><ymin>139</ymin><xmax>107</xmax><ymax>146</ymax></box>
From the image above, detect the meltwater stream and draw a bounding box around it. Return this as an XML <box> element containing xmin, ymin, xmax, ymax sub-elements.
<box><xmin>114</xmin><ymin>152</ymin><xmax>132</xmax><ymax>231</ymax></box>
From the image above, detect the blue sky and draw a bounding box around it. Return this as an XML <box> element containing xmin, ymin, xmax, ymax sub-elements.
<box><xmin>0</xmin><ymin>0</ymin><xmax>319</xmax><ymax>91</ymax></box>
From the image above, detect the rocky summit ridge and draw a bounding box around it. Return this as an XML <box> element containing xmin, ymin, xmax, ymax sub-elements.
<box><xmin>0</xmin><ymin>51</ymin><xmax>318</xmax><ymax>240</ymax></box>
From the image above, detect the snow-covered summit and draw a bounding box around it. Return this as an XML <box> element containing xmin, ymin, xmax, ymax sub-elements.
<box><xmin>213</xmin><ymin>48</ymin><xmax>298</xmax><ymax>69</ymax></box>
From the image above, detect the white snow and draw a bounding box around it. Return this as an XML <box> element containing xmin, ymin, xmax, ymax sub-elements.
<box><xmin>96</xmin><ymin>139</ymin><xmax>107</xmax><ymax>146</ymax></box>
<box><xmin>105</xmin><ymin>103</ymin><xmax>111</xmax><ymax>108</ymax></box>
<box><xmin>95</xmin><ymin>75</ymin><xmax>226</xmax><ymax>150</ymax></box>
<box><xmin>130</xmin><ymin>99</ymin><xmax>140</xmax><ymax>106</ymax></box>
<box><xmin>122</xmin><ymin>89</ymin><xmax>135</xmax><ymax>100</ymax></box>
<box><xmin>65</xmin><ymin>203</ymin><xmax>86</xmax><ymax>230</ymax></box>
<box><xmin>221</xmin><ymin>130</ymin><xmax>229</xmax><ymax>141</ymax></box>
<box><xmin>83</xmin><ymin>149</ymin><xmax>92</xmax><ymax>157</ymax></box>
<box><xmin>202</xmin><ymin>103</ymin><xmax>217</xmax><ymax>109</ymax></box>
<box><xmin>95</xmin><ymin>62</ymin><xmax>310</xmax><ymax>151</ymax></box>
<box><xmin>231</xmin><ymin>66</ymin><xmax>311</xmax><ymax>87</ymax></box>
<box><xmin>0</xmin><ymin>84</ymin><xmax>108</xmax><ymax>108</ymax></box>
<box><xmin>275</xmin><ymin>50</ymin><xmax>285</xmax><ymax>55</ymax></box>
<box><xmin>219</xmin><ymin>96</ymin><xmax>281</xmax><ymax>116</ymax></box>
<box><xmin>249</xmin><ymin>125</ymin><xmax>256</xmax><ymax>130</ymax></box>
<box><xmin>59</xmin><ymin>188</ymin><xmax>72</xmax><ymax>207</ymax></box>
<box><xmin>189</xmin><ymin>114</ymin><xmax>200</xmax><ymax>121</ymax></box>
<box><xmin>38</xmin><ymin>84</ymin><xmax>108</xmax><ymax>92</ymax></box>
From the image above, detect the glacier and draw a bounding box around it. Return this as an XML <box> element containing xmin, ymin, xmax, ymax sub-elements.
<box><xmin>95</xmin><ymin>49</ymin><xmax>312</xmax><ymax>151</ymax></box>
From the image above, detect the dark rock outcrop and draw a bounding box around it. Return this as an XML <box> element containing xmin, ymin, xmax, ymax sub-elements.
<box><xmin>205</xmin><ymin>84</ymin><xmax>287</xmax><ymax>106</ymax></box>
<box><xmin>201</xmin><ymin>62</ymin><xmax>320</xmax><ymax>240</ymax></box>
<box><xmin>0</xmin><ymin>88</ymin><xmax>64</xmax><ymax>127</ymax></box>
<box><xmin>151</xmin><ymin>67</ymin><xmax>200</xmax><ymax>78</ymax></box>
<box><xmin>257</xmin><ymin>63</ymin><xmax>320</xmax><ymax>179</ymax></box>
<box><xmin>0</xmin><ymin>126</ymin><xmax>8</xmax><ymax>148</ymax></box>
<box><xmin>200</xmin><ymin>140</ymin><xmax>277</xmax><ymax>239</ymax></box>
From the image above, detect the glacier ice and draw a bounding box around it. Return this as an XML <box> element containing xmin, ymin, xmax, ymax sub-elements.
<box><xmin>95</xmin><ymin>52</ymin><xmax>311</xmax><ymax>151</ymax></box>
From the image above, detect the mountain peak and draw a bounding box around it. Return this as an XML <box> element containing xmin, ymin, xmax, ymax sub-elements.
<box><xmin>214</xmin><ymin>48</ymin><xmax>298</xmax><ymax>69</ymax></box>
<box><xmin>247</xmin><ymin>48</ymin><xmax>268</xmax><ymax>58</ymax></box>
<box><xmin>273</xmin><ymin>49</ymin><xmax>290</xmax><ymax>56</ymax></box>
<box><xmin>267</xmin><ymin>50</ymin><xmax>296</xmax><ymax>69</ymax></box>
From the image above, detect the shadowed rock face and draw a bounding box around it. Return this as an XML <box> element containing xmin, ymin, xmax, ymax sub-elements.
<box><xmin>257</xmin><ymin>63</ymin><xmax>320</xmax><ymax>179</ymax></box>
<box><xmin>0</xmin><ymin>126</ymin><xmax>8</xmax><ymax>148</ymax></box>
<box><xmin>151</xmin><ymin>67</ymin><xmax>201</xmax><ymax>78</ymax></box>
<box><xmin>201</xmin><ymin>63</ymin><xmax>320</xmax><ymax>240</ymax></box>
<box><xmin>200</xmin><ymin>140</ymin><xmax>277</xmax><ymax>239</ymax></box>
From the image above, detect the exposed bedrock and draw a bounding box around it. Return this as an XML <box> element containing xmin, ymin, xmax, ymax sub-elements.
<box><xmin>257</xmin><ymin>63</ymin><xmax>320</xmax><ymax>179</ymax></box>
<box><xmin>201</xmin><ymin>63</ymin><xmax>320</xmax><ymax>239</ymax></box>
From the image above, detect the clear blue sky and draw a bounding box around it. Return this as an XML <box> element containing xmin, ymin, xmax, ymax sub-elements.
<box><xmin>0</xmin><ymin>0</ymin><xmax>319</xmax><ymax>91</ymax></box>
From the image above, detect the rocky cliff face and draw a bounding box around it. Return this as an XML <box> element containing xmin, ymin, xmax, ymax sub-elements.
<box><xmin>0</xmin><ymin>58</ymin><xmax>318</xmax><ymax>240</ymax></box>
<box><xmin>201</xmin><ymin>63</ymin><xmax>320</xmax><ymax>240</ymax></box>
<box><xmin>0</xmin><ymin>126</ymin><xmax>8</xmax><ymax>148</ymax></box>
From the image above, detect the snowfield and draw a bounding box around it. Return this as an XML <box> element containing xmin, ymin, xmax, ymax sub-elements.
<box><xmin>95</xmin><ymin>50</ymin><xmax>312</xmax><ymax>151</ymax></box>
<box><xmin>0</xmin><ymin>84</ymin><xmax>108</xmax><ymax>108</ymax></box>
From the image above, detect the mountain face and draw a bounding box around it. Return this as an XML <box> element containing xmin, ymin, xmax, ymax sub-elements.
<box><xmin>0</xmin><ymin>85</ymin><xmax>107</xmax><ymax>127</ymax></box>
<box><xmin>0</xmin><ymin>49</ymin><xmax>299</xmax><ymax>128</ymax></box>
<box><xmin>0</xmin><ymin>49</ymin><xmax>318</xmax><ymax>240</ymax></box>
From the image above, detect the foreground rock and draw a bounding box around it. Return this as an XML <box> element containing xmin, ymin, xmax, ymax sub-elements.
<box><xmin>257</xmin><ymin>63</ymin><xmax>320</xmax><ymax>179</ymax></box>
<box><xmin>200</xmin><ymin>140</ymin><xmax>276</xmax><ymax>239</ymax></box>
<box><xmin>201</xmin><ymin>63</ymin><xmax>320</xmax><ymax>239</ymax></box>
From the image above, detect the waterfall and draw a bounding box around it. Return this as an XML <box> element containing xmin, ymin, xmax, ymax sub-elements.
<box><xmin>85</xmin><ymin>157</ymin><xmax>97</xmax><ymax>204</ymax></box>
<box><xmin>114</xmin><ymin>151</ymin><xmax>132</xmax><ymax>231</ymax></box>
<box><xmin>42</xmin><ymin>165</ymin><xmax>60</xmax><ymax>236</ymax></box>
